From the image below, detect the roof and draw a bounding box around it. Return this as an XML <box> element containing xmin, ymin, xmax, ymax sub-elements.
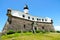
<box><xmin>24</xmin><ymin>5</ymin><xmax>29</xmax><ymax>9</ymax></box>
<box><xmin>7</xmin><ymin>9</ymin><xmax>52</xmax><ymax>23</ymax></box>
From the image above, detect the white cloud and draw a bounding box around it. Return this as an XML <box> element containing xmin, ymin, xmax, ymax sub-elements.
<box><xmin>54</xmin><ymin>26</ymin><xmax>60</xmax><ymax>31</ymax></box>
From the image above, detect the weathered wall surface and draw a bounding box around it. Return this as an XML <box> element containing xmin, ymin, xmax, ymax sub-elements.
<box><xmin>2</xmin><ymin>16</ymin><xmax>54</xmax><ymax>33</ymax></box>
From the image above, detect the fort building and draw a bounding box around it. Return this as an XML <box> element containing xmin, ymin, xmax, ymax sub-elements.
<box><xmin>2</xmin><ymin>5</ymin><xmax>54</xmax><ymax>33</ymax></box>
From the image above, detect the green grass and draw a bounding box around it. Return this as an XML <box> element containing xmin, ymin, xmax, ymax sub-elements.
<box><xmin>1</xmin><ymin>32</ymin><xmax>60</xmax><ymax>40</ymax></box>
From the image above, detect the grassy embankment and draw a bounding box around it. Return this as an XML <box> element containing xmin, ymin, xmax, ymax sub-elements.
<box><xmin>1</xmin><ymin>32</ymin><xmax>60</xmax><ymax>40</ymax></box>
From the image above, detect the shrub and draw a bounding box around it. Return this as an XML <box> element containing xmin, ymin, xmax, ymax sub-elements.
<box><xmin>23</xmin><ymin>31</ymin><xmax>27</xmax><ymax>33</ymax></box>
<box><xmin>50</xmin><ymin>30</ymin><xmax>54</xmax><ymax>32</ymax></box>
<box><xmin>56</xmin><ymin>31</ymin><xmax>60</xmax><ymax>33</ymax></box>
<box><xmin>42</xmin><ymin>30</ymin><xmax>46</xmax><ymax>33</ymax></box>
<box><xmin>36</xmin><ymin>30</ymin><xmax>40</xmax><ymax>33</ymax></box>
<box><xmin>28</xmin><ymin>30</ymin><xmax>32</xmax><ymax>33</ymax></box>
<box><xmin>7</xmin><ymin>30</ymin><xmax>15</xmax><ymax>35</ymax></box>
<box><xmin>16</xmin><ymin>31</ymin><xmax>21</xmax><ymax>33</ymax></box>
<box><xmin>39</xmin><ymin>30</ymin><xmax>47</xmax><ymax>33</ymax></box>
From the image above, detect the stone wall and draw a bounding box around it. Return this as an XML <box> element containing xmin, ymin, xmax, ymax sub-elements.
<box><xmin>2</xmin><ymin>16</ymin><xmax>54</xmax><ymax>33</ymax></box>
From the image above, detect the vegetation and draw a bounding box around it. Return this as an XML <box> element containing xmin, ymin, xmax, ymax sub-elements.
<box><xmin>1</xmin><ymin>32</ymin><xmax>60</xmax><ymax>40</ymax></box>
<box><xmin>23</xmin><ymin>31</ymin><xmax>27</xmax><ymax>33</ymax></box>
<box><xmin>7</xmin><ymin>30</ymin><xmax>48</xmax><ymax>34</ymax></box>
<box><xmin>56</xmin><ymin>31</ymin><xmax>60</xmax><ymax>33</ymax></box>
<box><xmin>7</xmin><ymin>30</ymin><xmax>15</xmax><ymax>35</ymax></box>
<box><xmin>2</xmin><ymin>30</ymin><xmax>60</xmax><ymax>40</ymax></box>
<box><xmin>35</xmin><ymin>30</ymin><xmax>40</xmax><ymax>33</ymax></box>
<box><xmin>16</xmin><ymin>31</ymin><xmax>21</xmax><ymax>33</ymax></box>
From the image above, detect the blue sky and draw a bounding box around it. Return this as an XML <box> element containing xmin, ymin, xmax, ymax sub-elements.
<box><xmin>0</xmin><ymin>0</ymin><xmax>60</xmax><ymax>32</ymax></box>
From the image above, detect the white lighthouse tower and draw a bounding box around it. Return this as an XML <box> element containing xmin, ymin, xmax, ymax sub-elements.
<box><xmin>24</xmin><ymin>4</ymin><xmax>29</xmax><ymax>14</ymax></box>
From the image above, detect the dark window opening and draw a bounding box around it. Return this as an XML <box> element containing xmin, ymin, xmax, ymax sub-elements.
<box><xmin>37</xmin><ymin>18</ymin><xmax>38</xmax><ymax>20</ymax></box>
<box><xmin>39</xmin><ymin>19</ymin><xmax>41</xmax><ymax>20</ymax></box>
<box><xmin>42</xmin><ymin>19</ymin><xmax>44</xmax><ymax>21</ymax></box>
<box><xmin>51</xmin><ymin>20</ymin><xmax>53</xmax><ymax>23</ymax></box>
<box><xmin>28</xmin><ymin>16</ymin><xmax>30</xmax><ymax>19</ymax></box>
<box><xmin>45</xmin><ymin>19</ymin><xmax>47</xmax><ymax>21</ymax></box>
<box><xmin>22</xmin><ymin>15</ymin><xmax>25</xmax><ymax>17</ymax></box>
<box><xmin>9</xmin><ymin>21</ymin><xmax>12</xmax><ymax>24</ymax></box>
<box><xmin>24</xmin><ymin>25</ymin><xmax>26</xmax><ymax>28</ymax></box>
<box><xmin>34</xmin><ymin>27</ymin><xmax>37</xmax><ymax>30</ymax></box>
<box><xmin>42</xmin><ymin>27</ymin><xmax>44</xmax><ymax>29</ymax></box>
<box><xmin>32</xmin><ymin>18</ymin><xmax>34</xmax><ymax>20</ymax></box>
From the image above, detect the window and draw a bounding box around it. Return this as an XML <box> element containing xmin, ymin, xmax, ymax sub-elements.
<box><xmin>51</xmin><ymin>20</ymin><xmax>53</xmax><ymax>23</ymax></box>
<box><xmin>28</xmin><ymin>16</ymin><xmax>30</xmax><ymax>19</ymax></box>
<box><xmin>45</xmin><ymin>19</ymin><xmax>47</xmax><ymax>21</ymax></box>
<box><xmin>24</xmin><ymin>25</ymin><xmax>26</xmax><ymax>28</ymax></box>
<box><xmin>22</xmin><ymin>15</ymin><xmax>25</xmax><ymax>17</ymax></box>
<box><xmin>37</xmin><ymin>18</ymin><xmax>38</xmax><ymax>20</ymax></box>
<box><xmin>42</xmin><ymin>27</ymin><xmax>44</xmax><ymax>29</ymax></box>
<box><xmin>39</xmin><ymin>19</ymin><xmax>41</xmax><ymax>20</ymax></box>
<box><xmin>32</xmin><ymin>18</ymin><xmax>34</xmax><ymax>20</ymax></box>
<box><xmin>42</xmin><ymin>19</ymin><xmax>44</xmax><ymax>21</ymax></box>
<box><xmin>37</xmin><ymin>18</ymin><xmax>41</xmax><ymax>20</ymax></box>
<box><xmin>34</xmin><ymin>27</ymin><xmax>37</xmax><ymax>30</ymax></box>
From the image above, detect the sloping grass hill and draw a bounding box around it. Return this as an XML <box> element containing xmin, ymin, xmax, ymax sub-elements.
<box><xmin>1</xmin><ymin>33</ymin><xmax>60</xmax><ymax>40</ymax></box>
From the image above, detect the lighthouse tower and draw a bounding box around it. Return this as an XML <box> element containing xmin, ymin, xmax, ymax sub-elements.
<box><xmin>24</xmin><ymin>4</ymin><xmax>29</xmax><ymax>14</ymax></box>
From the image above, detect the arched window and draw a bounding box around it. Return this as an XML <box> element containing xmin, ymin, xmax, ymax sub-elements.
<box><xmin>34</xmin><ymin>27</ymin><xmax>37</xmax><ymax>30</ymax></box>
<box><xmin>51</xmin><ymin>20</ymin><xmax>53</xmax><ymax>23</ymax></box>
<box><xmin>22</xmin><ymin>15</ymin><xmax>25</xmax><ymax>17</ymax></box>
<box><xmin>24</xmin><ymin>25</ymin><xmax>26</xmax><ymax>29</ymax></box>
<box><xmin>42</xmin><ymin>27</ymin><xmax>44</xmax><ymax>29</ymax></box>
<box><xmin>37</xmin><ymin>18</ymin><xmax>38</xmax><ymax>20</ymax></box>
<box><xmin>42</xmin><ymin>19</ymin><xmax>44</xmax><ymax>21</ymax></box>
<box><xmin>45</xmin><ymin>19</ymin><xmax>47</xmax><ymax>21</ymax></box>
<box><xmin>32</xmin><ymin>18</ymin><xmax>34</xmax><ymax>20</ymax></box>
<box><xmin>28</xmin><ymin>16</ymin><xmax>30</xmax><ymax>19</ymax></box>
<box><xmin>37</xmin><ymin>18</ymin><xmax>41</xmax><ymax>21</ymax></box>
